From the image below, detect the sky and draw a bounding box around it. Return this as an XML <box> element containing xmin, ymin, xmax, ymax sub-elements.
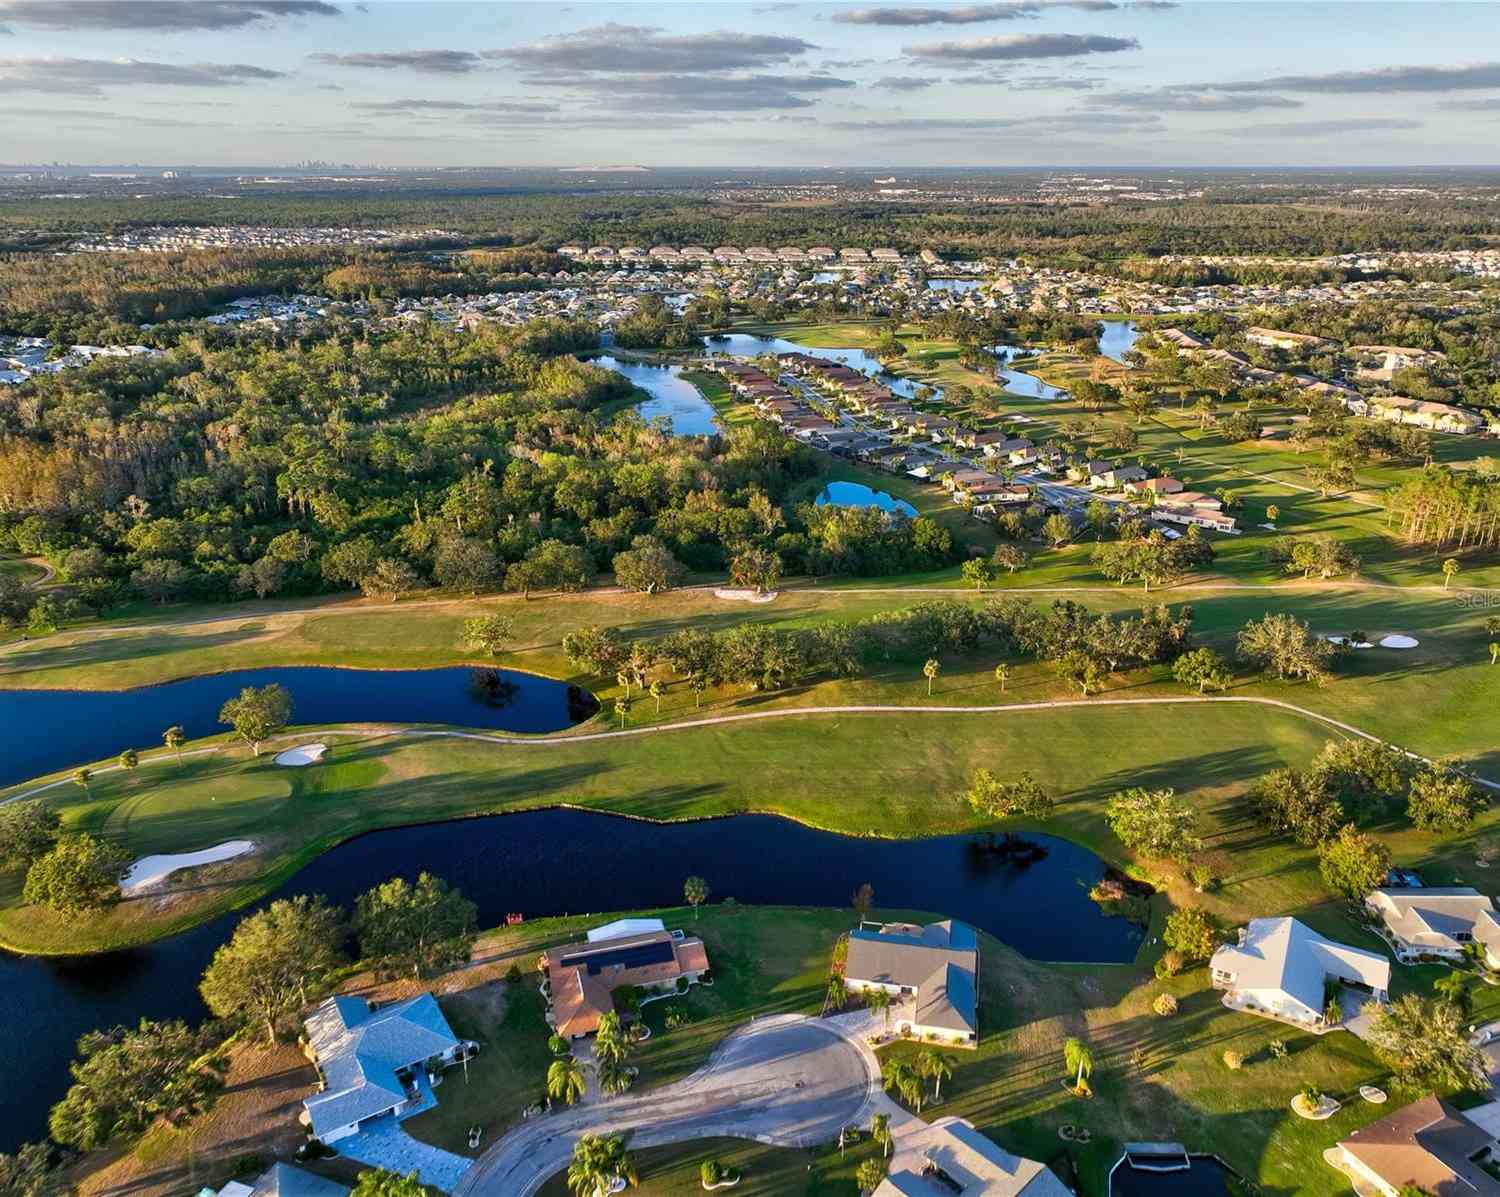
<box><xmin>1</xmin><ymin>0</ymin><xmax>1499</xmax><ymax>168</ymax></box>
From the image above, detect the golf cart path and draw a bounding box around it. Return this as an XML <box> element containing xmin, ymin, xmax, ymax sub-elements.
<box><xmin>5</xmin><ymin>693</ymin><xmax>1496</xmax><ymax>804</ymax></box>
<box><xmin>455</xmin><ymin>1014</ymin><xmax>879</xmax><ymax>1197</ymax></box>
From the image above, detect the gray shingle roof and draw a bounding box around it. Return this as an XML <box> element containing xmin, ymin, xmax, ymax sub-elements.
<box><xmin>302</xmin><ymin>994</ymin><xmax>460</xmax><ymax>1139</ymax></box>
<box><xmin>846</xmin><ymin>921</ymin><xmax>978</xmax><ymax>1038</ymax></box>
<box><xmin>249</xmin><ymin>1165</ymin><xmax>350</xmax><ymax>1197</ymax></box>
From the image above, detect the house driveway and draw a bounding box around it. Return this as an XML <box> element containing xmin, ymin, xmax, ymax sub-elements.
<box><xmin>455</xmin><ymin>1014</ymin><xmax>877</xmax><ymax>1197</ymax></box>
<box><xmin>336</xmin><ymin>1115</ymin><xmax>473</xmax><ymax>1192</ymax></box>
<box><xmin>1340</xmin><ymin>989</ymin><xmax>1382</xmax><ymax>1042</ymax></box>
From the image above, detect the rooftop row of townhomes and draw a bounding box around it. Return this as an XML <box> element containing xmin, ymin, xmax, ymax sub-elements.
<box><xmin>558</xmin><ymin>244</ymin><xmax>942</xmax><ymax>265</ymax></box>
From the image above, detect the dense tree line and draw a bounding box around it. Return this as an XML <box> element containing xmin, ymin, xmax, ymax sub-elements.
<box><xmin>0</xmin><ymin>316</ymin><xmax>841</xmax><ymax>620</ymax></box>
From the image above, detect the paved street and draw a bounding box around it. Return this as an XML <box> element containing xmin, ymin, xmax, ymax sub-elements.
<box><xmin>455</xmin><ymin>1015</ymin><xmax>877</xmax><ymax>1197</ymax></box>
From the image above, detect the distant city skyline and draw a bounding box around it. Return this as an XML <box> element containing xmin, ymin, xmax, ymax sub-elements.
<box><xmin>1</xmin><ymin>0</ymin><xmax>1498</xmax><ymax>167</ymax></box>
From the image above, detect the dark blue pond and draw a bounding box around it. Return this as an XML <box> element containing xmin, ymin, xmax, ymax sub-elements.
<box><xmin>0</xmin><ymin>808</ymin><xmax>1141</xmax><ymax>1150</ymax></box>
<box><xmin>0</xmin><ymin>666</ymin><xmax>596</xmax><ymax>788</ymax></box>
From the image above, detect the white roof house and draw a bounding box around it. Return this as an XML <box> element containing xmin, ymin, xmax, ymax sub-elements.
<box><xmin>874</xmin><ymin>1117</ymin><xmax>1072</xmax><ymax>1197</ymax></box>
<box><xmin>1367</xmin><ymin>888</ymin><xmax>1500</xmax><ymax>966</ymax></box>
<box><xmin>301</xmin><ymin>994</ymin><xmax>466</xmax><ymax>1142</ymax></box>
<box><xmin>587</xmin><ymin>916</ymin><xmax>666</xmax><ymax>942</ymax></box>
<box><xmin>1210</xmin><ymin>917</ymin><xmax>1389</xmax><ymax>1029</ymax></box>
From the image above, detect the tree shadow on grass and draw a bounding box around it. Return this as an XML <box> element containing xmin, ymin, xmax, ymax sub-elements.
<box><xmin>1076</xmin><ymin>746</ymin><xmax>1285</xmax><ymax>806</ymax></box>
<box><xmin>0</xmin><ymin>625</ymin><xmax>267</xmax><ymax>681</ymax></box>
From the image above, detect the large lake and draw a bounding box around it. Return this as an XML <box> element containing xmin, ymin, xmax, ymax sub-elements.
<box><xmin>593</xmin><ymin>355</ymin><xmax>720</xmax><ymax>436</ymax></box>
<box><xmin>703</xmin><ymin>334</ymin><xmax>937</xmax><ymax>400</ymax></box>
<box><xmin>0</xmin><ymin>666</ymin><xmax>595</xmax><ymax>789</ymax></box>
<box><xmin>0</xmin><ymin>808</ymin><xmax>1141</xmax><ymax>1149</ymax></box>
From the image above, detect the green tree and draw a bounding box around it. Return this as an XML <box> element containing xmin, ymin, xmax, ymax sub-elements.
<box><xmin>1407</xmin><ymin>764</ymin><xmax>1485</xmax><ymax>832</ymax></box>
<box><xmin>1236</xmin><ymin>612</ymin><xmax>1336</xmax><ymax>684</ymax></box>
<box><xmin>649</xmin><ymin>679</ymin><xmax>663</xmax><ymax>715</ymax></box>
<box><xmin>199</xmin><ymin>896</ymin><xmax>346</xmax><ymax>1044</ymax></box>
<box><xmin>354</xmin><ymin>872</ymin><xmax>478</xmax><ymax>979</ymax></box>
<box><xmin>547</xmin><ymin>1055</ymin><xmax>587</xmax><ymax>1106</ymax></box>
<box><xmin>922</xmin><ymin>657</ymin><xmax>940</xmax><ymax>697</ymax></box>
<box><xmin>964</xmin><ymin>768</ymin><xmax>1053</xmax><ymax>820</ymax></box>
<box><xmin>360</xmin><ymin>557</ymin><xmax>421</xmax><ymax>601</ymax></box>
<box><xmin>729</xmin><ymin>547</ymin><xmax>782</xmax><ymax>595</ymax></box>
<box><xmin>1063</xmin><ymin>1036</ymin><xmax>1094</xmax><ymax>1094</ymax></box>
<box><xmin>217</xmin><ymin>683</ymin><xmax>293</xmax><ymax>756</ymax></box>
<box><xmin>562</xmin><ymin>624</ymin><xmax>628</xmax><ymax>676</ymax></box>
<box><xmin>23</xmin><ymin>834</ymin><xmax>130</xmax><ymax>914</ymax></box>
<box><xmin>684</xmin><ymin>875</ymin><xmax>710</xmax><ymax>918</ymax></box>
<box><xmin>1435</xmin><ymin>971</ymin><xmax>1474</xmax><ymax>1019</ymax></box>
<box><xmin>993</xmin><ymin>663</ymin><xmax>1009</xmax><ymax>692</ymax></box>
<box><xmin>0</xmin><ymin>800</ymin><xmax>61</xmax><ymax>868</ymax></box>
<box><xmin>1106</xmin><ymin>787</ymin><xmax>1202</xmax><ymax>861</ymax></box>
<box><xmin>118</xmin><ymin>748</ymin><xmax>139</xmax><ymax>773</ymax></box>
<box><xmin>1163</xmin><ymin>906</ymin><xmax>1218</xmax><ymax>962</ymax></box>
<box><xmin>866</xmin><ymin>985</ymin><xmax>893</xmax><ymax>1031</ymax></box>
<box><xmin>162</xmin><ymin>724</ymin><xmax>186</xmax><ymax>766</ymax></box>
<box><xmin>856</xmin><ymin>1158</ymin><xmax>888</xmax><ymax>1194</ymax></box>
<box><xmin>918</xmin><ymin>1048</ymin><xmax>954</xmax><ymax>1099</ymax></box>
<box><xmin>612</xmin><ymin>536</ymin><xmax>686</xmax><ymax>595</ymax></box>
<box><xmin>960</xmin><ymin>557</ymin><xmax>998</xmax><ymax>591</ymax></box>
<box><xmin>0</xmin><ymin>1141</ymin><xmax>69</xmax><ymax>1197</ymax></box>
<box><xmin>1442</xmin><ymin>558</ymin><xmax>1460</xmax><ymax>589</ymax></box>
<box><xmin>1317</xmin><ymin>824</ymin><xmax>1391</xmax><ymax>900</ymax></box>
<box><xmin>433</xmin><ymin>536</ymin><xmax>500</xmax><ymax>595</ymax></box>
<box><xmin>48</xmin><ymin>1018</ymin><xmax>228</xmax><ymax>1150</ymax></box>
<box><xmin>614</xmin><ymin>696</ymin><xmax>631</xmax><ymax>728</ymax></box>
<box><xmin>1369</xmin><ymin>994</ymin><xmax>1486</xmax><ymax>1092</ymax></box>
<box><xmin>462</xmin><ymin>613</ymin><xmax>516</xmax><ymax>657</ymax></box>
<box><xmin>567</xmin><ymin>1134</ymin><xmax>637</xmax><ymax>1197</ymax></box>
<box><xmin>506</xmin><ymin>539</ymin><xmax>594</xmax><ymax>599</ymax></box>
<box><xmin>1171</xmin><ymin>646</ymin><xmax>1233</xmax><ymax>694</ymax></box>
<box><xmin>349</xmin><ymin>1170</ymin><xmax>426</xmax><ymax>1197</ymax></box>
<box><xmin>594</xmin><ymin>1011</ymin><xmax>631</xmax><ymax>1068</ymax></box>
<box><xmin>1042</xmin><ymin>513</ymin><xmax>1075</xmax><ymax>548</ymax></box>
<box><xmin>71</xmin><ymin>767</ymin><xmax>91</xmax><ymax>796</ymax></box>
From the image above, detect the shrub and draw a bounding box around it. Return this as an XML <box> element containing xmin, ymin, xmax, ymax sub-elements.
<box><xmin>1153</xmin><ymin>993</ymin><xmax>1178</xmax><ymax>1017</ymax></box>
<box><xmin>1154</xmin><ymin>949</ymin><xmax>1185</xmax><ymax>979</ymax></box>
<box><xmin>1163</xmin><ymin>907</ymin><xmax>1218</xmax><ymax>962</ymax></box>
<box><xmin>1222</xmin><ymin>1049</ymin><xmax>1244</xmax><ymax>1070</ymax></box>
<box><xmin>505</xmin><ymin>962</ymin><xmax>523</xmax><ymax>984</ymax></box>
<box><xmin>548</xmin><ymin>1034</ymin><xmax>570</xmax><ymax>1056</ymax></box>
<box><xmin>701</xmin><ymin>1160</ymin><xmax>722</xmax><ymax>1186</ymax></box>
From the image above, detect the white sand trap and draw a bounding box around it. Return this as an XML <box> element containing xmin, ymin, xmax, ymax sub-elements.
<box><xmin>1379</xmin><ymin>634</ymin><xmax>1419</xmax><ymax>649</ymax></box>
<box><xmin>714</xmin><ymin>588</ymin><xmax>778</xmax><ymax>604</ymax></box>
<box><xmin>274</xmin><ymin>742</ymin><xmax>328</xmax><ymax>767</ymax></box>
<box><xmin>123</xmin><ymin>840</ymin><xmax>255</xmax><ymax>894</ymax></box>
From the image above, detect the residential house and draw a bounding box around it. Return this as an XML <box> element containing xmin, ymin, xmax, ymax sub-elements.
<box><xmin>873</xmin><ymin>1117</ymin><xmax>1072</xmax><ymax>1197</ymax></box>
<box><xmin>1369</xmin><ymin>396</ymin><xmax>1484</xmax><ymax>434</ymax></box>
<box><xmin>214</xmin><ymin>1165</ymin><xmax>350</xmax><ymax>1197</ymax></box>
<box><xmin>1209</xmin><ymin>917</ymin><xmax>1390</xmax><ymax>1030</ymax></box>
<box><xmin>844</xmin><ymin>919</ymin><xmax>979</xmax><ymax>1047</ymax></box>
<box><xmin>1243</xmin><ymin>327</ymin><xmax>1338</xmax><ymax>352</ymax></box>
<box><xmin>544</xmin><ymin>922</ymin><xmax>710</xmax><ymax>1039</ymax></box>
<box><xmin>1366</xmin><ymin>888</ymin><xmax>1500</xmax><ymax>966</ymax></box>
<box><xmin>1154</xmin><ymin>504</ymin><xmax>1238</xmax><ymax>534</ymax></box>
<box><xmin>1092</xmin><ymin>465</ymin><xmax>1149</xmax><ymax>491</ymax></box>
<box><xmin>1332</xmin><ymin>1095</ymin><xmax>1500</xmax><ymax>1197</ymax></box>
<box><xmin>1067</xmin><ymin>459</ymin><xmax>1115</xmax><ymax>484</ymax></box>
<box><xmin>300</xmin><ymin>993</ymin><xmax>470</xmax><ymax>1143</ymax></box>
<box><xmin>1124</xmin><ymin>476</ymin><xmax>1184</xmax><ymax>497</ymax></box>
<box><xmin>1158</xmin><ymin>328</ymin><xmax>1209</xmax><ymax>352</ymax></box>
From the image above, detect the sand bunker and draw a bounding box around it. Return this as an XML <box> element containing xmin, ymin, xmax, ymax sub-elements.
<box><xmin>714</xmin><ymin>588</ymin><xmax>778</xmax><ymax>604</ymax></box>
<box><xmin>274</xmin><ymin>742</ymin><xmax>328</xmax><ymax>766</ymax></box>
<box><xmin>1379</xmin><ymin>634</ymin><xmax>1419</xmax><ymax>649</ymax></box>
<box><xmin>123</xmin><ymin>840</ymin><xmax>255</xmax><ymax>894</ymax></box>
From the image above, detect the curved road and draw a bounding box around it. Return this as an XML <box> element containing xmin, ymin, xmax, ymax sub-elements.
<box><xmin>455</xmin><ymin>1015</ymin><xmax>877</xmax><ymax>1197</ymax></box>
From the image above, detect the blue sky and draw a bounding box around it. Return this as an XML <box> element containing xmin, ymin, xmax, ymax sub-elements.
<box><xmin>1</xmin><ymin>0</ymin><xmax>1498</xmax><ymax>167</ymax></box>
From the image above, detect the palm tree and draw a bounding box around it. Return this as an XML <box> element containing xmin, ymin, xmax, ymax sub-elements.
<box><xmin>1064</xmin><ymin>1037</ymin><xmax>1094</xmax><ymax>1094</ymax></box>
<box><xmin>614</xmin><ymin>697</ymin><xmax>631</xmax><ymax>729</ymax></box>
<box><xmin>72</xmin><ymin>767</ymin><xmax>91</xmax><ymax>795</ymax></box>
<box><xmin>1490</xmin><ymin>642</ymin><xmax>1499</xmax><ymax>666</ymax></box>
<box><xmin>118</xmin><ymin>748</ymin><xmax>139</xmax><ymax>772</ymax></box>
<box><xmin>595</xmin><ymin>1012</ymin><xmax>629</xmax><ymax>1067</ymax></box>
<box><xmin>883</xmin><ymin>1059</ymin><xmax>925</xmax><ymax>1110</ymax></box>
<box><xmin>547</xmin><ymin>1054</ymin><xmax>587</xmax><ymax>1106</ymax></box>
<box><xmin>870</xmin><ymin>1111</ymin><xmax>892</xmax><ymax>1158</ymax></box>
<box><xmin>683</xmin><ymin>874</ymin><xmax>709</xmax><ymax>919</ymax></box>
<box><xmin>856</xmin><ymin>1158</ymin><xmax>888</xmax><ymax>1194</ymax></box>
<box><xmin>919</xmin><ymin>1048</ymin><xmax>954</xmax><ymax>1100</ymax></box>
<box><xmin>163</xmin><ymin>725</ymin><xmax>185</xmax><ymax>766</ymax></box>
<box><xmin>689</xmin><ymin>673</ymin><xmax>707</xmax><ymax>708</ymax></box>
<box><xmin>615</xmin><ymin>670</ymin><xmax>632</xmax><ymax>699</ymax></box>
<box><xmin>826</xmin><ymin>975</ymin><xmax>847</xmax><ymax>1013</ymax></box>
<box><xmin>567</xmin><ymin>1134</ymin><xmax>638</xmax><ymax>1197</ymax></box>
<box><xmin>993</xmin><ymin>663</ymin><xmax>1008</xmax><ymax>692</ymax></box>
<box><xmin>1266</xmin><ymin>504</ymin><xmax>1279</xmax><ymax>525</ymax></box>
<box><xmin>923</xmin><ymin>657</ymin><xmax>940</xmax><ymax>697</ymax></box>
<box><xmin>597</xmin><ymin>1057</ymin><xmax>633</xmax><ymax>1096</ymax></box>
<box><xmin>1443</xmin><ymin>558</ymin><xmax>1460</xmax><ymax>589</ymax></box>
<box><xmin>648</xmin><ymin>679</ymin><xmax>663</xmax><ymax>715</ymax></box>
<box><xmin>867</xmin><ymin>986</ymin><xmax>893</xmax><ymax>1031</ymax></box>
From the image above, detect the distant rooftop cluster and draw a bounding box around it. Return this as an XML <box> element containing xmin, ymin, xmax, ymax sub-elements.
<box><xmin>70</xmin><ymin>225</ymin><xmax>453</xmax><ymax>254</ymax></box>
<box><xmin>0</xmin><ymin>336</ymin><xmax>160</xmax><ymax>386</ymax></box>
